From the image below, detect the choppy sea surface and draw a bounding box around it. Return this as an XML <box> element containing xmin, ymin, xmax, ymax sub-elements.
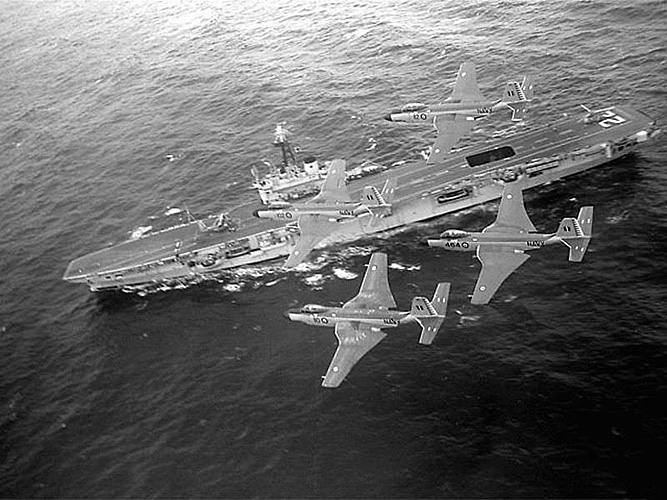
<box><xmin>2</xmin><ymin>0</ymin><xmax>667</xmax><ymax>497</ymax></box>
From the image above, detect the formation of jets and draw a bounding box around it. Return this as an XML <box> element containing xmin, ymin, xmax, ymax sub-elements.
<box><xmin>265</xmin><ymin>62</ymin><xmax>537</xmax><ymax>271</ymax></box>
<box><xmin>384</xmin><ymin>62</ymin><xmax>533</xmax><ymax>164</ymax></box>
<box><xmin>285</xmin><ymin>178</ymin><xmax>594</xmax><ymax>387</ymax></box>
<box><xmin>263</xmin><ymin>62</ymin><xmax>596</xmax><ymax>387</ymax></box>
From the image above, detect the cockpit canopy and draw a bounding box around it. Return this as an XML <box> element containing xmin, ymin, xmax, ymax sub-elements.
<box><xmin>302</xmin><ymin>304</ymin><xmax>326</xmax><ymax>313</ymax></box>
<box><xmin>401</xmin><ymin>102</ymin><xmax>428</xmax><ymax>112</ymax></box>
<box><xmin>440</xmin><ymin>229</ymin><xmax>469</xmax><ymax>239</ymax></box>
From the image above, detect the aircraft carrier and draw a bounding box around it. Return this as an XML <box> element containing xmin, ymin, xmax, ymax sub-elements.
<box><xmin>63</xmin><ymin>105</ymin><xmax>661</xmax><ymax>292</ymax></box>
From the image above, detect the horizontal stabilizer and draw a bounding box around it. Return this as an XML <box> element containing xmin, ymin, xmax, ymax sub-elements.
<box><xmin>564</xmin><ymin>237</ymin><xmax>590</xmax><ymax>263</ymax></box>
<box><xmin>508</xmin><ymin>104</ymin><xmax>527</xmax><ymax>122</ymax></box>
<box><xmin>380</xmin><ymin>177</ymin><xmax>397</xmax><ymax>204</ymax></box>
<box><xmin>411</xmin><ymin>282</ymin><xmax>450</xmax><ymax>345</ymax></box>
<box><xmin>555</xmin><ymin>206</ymin><xmax>593</xmax><ymax>262</ymax></box>
<box><xmin>521</xmin><ymin>75</ymin><xmax>534</xmax><ymax>101</ymax></box>
<box><xmin>363</xmin><ymin>178</ymin><xmax>395</xmax><ymax>226</ymax></box>
<box><xmin>416</xmin><ymin>317</ymin><xmax>444</xmax><ymax>346</ymax></box>
<box><xmin>577</xmin><ymin>206</ymin><xmax>593</xmax><ymax>236</ymax></box>
<box><xmin>503</xmin><ymin>76</ymin><xmax>533</xmax><ymax>121</ymax></box>
<box><xmin>430</xmin><ymin>282</ymin><xmax>450</xmax><ymax>316</ymax></box>
<box><xmin>502</xmin><ymin>77</ymin><xmax>534</xmax><ymax>103</ymax></box>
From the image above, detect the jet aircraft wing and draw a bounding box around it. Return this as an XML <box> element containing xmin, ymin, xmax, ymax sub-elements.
<box><xmin>450</xmin><ymin>62</ymin><xmax>484</xmax><ymax>102</ymax></box>
<box><xmin>312</xmin><ymin>159</ymin><xmax>351</xmax><ymax>203</ymax></box>
<box><xmin>471</xmin><ymin>245</ymin><xmax>531</xmax><ymax>304</ymax></box>
<box><xmin>322</xmin><ymin>321</ymin><xmax>387</xmax><ymax>388</ymax></box>
<box><xmin>283</xmin><ymin>158</ymin><xmax>352</xmax><ymax>268</ymax></box>
<box><xmin>483</xmin><ymin>180</ymin><xmax>536</xmax><ymax>234</ymax></box>
<box><xmin>428</xmin><ymin>114</ymin><xmax>474</xmax><ymax>164</ymax></box>
<box><xmin>342</xmin><ymin>252</ymin><xmax>397</xmax><ymax>310</ymax></box>
<box><xmin>284</xmin><ymin>215</ymin><xmax>339</xmax><ymax>268</ymax></box>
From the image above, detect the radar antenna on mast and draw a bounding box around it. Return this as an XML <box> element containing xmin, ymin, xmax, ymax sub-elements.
<box><xmin>273</xmin><ymin>123</ymin><xmax>300</xmax><ymax>175</ymax></box>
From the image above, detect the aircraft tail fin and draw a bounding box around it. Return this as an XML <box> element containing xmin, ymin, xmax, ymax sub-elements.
<box><xmin>555</xmin><ymin>206</ymin><xmax>594</xmax><ymax>262</ymax></box>
<box><xmin>363</xmin><ymin>178</ymin><xmax>396</xmax><ymax>205</ymax></box>
<box><xmin>503</xmin><ymin>76</ymin><xmax>533</xmax><ymax>121</ymax></box>
<box><xmin>411</xmin><ymin>282</ymin><xmax>450</xmax><ymax>345</ymax></box>
<box><xmin>363</xmin><ymin>178</ymin><xmax>395</xmax><ymax>223</ymax></box>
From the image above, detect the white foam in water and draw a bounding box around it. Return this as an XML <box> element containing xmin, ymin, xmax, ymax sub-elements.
<box><xmin>337</xmin><ymin>245</ymin><xmax>375</xmax><ymax>258</ymax></box>
<box><xmin>304</xmin><ymin>274</ymin><xmax>332</xmax><ymax>287</ymax></box>
<box><xmin>230</xmin><ymin>265</ymin><xmax>283</xmax><ymax>278</ymax></box>
<box><xmin>389</xmin><ymin>262</ymin><xmax>421</xmax><ymax>272</ymax></box>
<box><xmin>332</xmin><ymin>268</ymin><xmax>357</xmax><ymax>280</ymax></box>
<box><xmin>222</xmin><ymin>283</ymin><xmax>243</xmax><ymax>293</ymax></box>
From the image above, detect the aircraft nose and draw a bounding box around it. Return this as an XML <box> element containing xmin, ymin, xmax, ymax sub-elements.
<box><xmin>283</xmin><ymin>307</ymin><xmax>300</xmax><ymax>320</ymax></box>
<box><xmin>383</xmin><ymin>114</ymin><xmax>394</xmax><ymax>122</ymax></box>
<box><xmin>252</xmin><ymin>209</ymin><xmax>260</xmax><ymax>218</ymax></box>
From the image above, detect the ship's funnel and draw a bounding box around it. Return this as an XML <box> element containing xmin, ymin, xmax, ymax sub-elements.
<box><xmin>303</xmin><ymin>156</ymin><xmax>319</xmax><ymax>176</ymax></box>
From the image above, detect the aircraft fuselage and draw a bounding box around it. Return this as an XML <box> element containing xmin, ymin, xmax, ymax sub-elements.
<box><xmin>427</xmin><ymin>231</ymin><xmax>562</xmax><ymax>252</ymax></box>
<box><xmin>385</xmin><ymin>99</ymin><xmax>509</xmax><ymax>123</ymax></box>
<box><xmin>286</xmin><ymin>306</ymin><xmax>413</xmax><ymax>330</ymax></box>
<box><xmin>253</xmin><ymin>202</ymin><xmax>368</xmax><ymax>221</ymax></box>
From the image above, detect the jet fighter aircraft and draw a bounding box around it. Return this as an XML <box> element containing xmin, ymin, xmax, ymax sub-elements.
<box><xmin>427</xmin><ymin>180</ymin><xmax>593</xmax><ymax>305</ymax></box>
<box><xmin>253</xmin><ymin>160</ymin><xmax>394</xmax><ymax>222</ymax></box>
<box><xmin>278</xmin><ymin>159</ymin><xmax>396</xmax><ymax>268</ymax></box>
<box><xmin>384</xmin><ymin>62</ymin><xmax>534</xmax><ymax>164</ymax></box>
<box><xmin>286</xmin><ymin>252</ymin><xmax>450</xmax><ymax>387</ymax></box>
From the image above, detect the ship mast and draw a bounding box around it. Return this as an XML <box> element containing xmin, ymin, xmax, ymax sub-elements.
<box><xmin>273</xmin><ymin>124</ymin><xmax>300</xmax><ymax>175</ymax></box>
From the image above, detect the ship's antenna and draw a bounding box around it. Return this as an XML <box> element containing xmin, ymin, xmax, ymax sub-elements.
<box><xmin>274</xmin><ymin>123</ymin><xmax>300</xmax><ymax>175</ymax></box>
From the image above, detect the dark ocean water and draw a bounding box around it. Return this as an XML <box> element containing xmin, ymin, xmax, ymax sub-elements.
<box><xmin>1</xmin><ymin>0</ymin><xmax>667</xmax><ymax>498</ymax></box>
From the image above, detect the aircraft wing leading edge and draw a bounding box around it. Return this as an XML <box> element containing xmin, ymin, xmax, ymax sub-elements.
<box><xmin>284</xmin><ymin>215</ymin><xmax>339</xmax><ymax>268</ymax></box>
<box><xmin>472</xmin><ymin>246</ymin><xmax>530</xmax><ymax>304</ymax></box>
<box><xmin>283</xmin><ymin>158</ymin><xmax>351</xmax><ymax>268</ymax></box>
<box><xmin>313</xmin><ymin>159</ymin><xmax>350</xmax><ymax>203</ymax></box>
<box><xmin>427</xmin><ymin>114</ymin><xmax>474</xmax><ymax>164</ymax></box>
<box><xmin>483</xmin><ymin>180</ymin><xmax>536</xmax><ymax>233</ymax></box>
<box><xmin>450</xmin><ymin>62</ymin><xmax>484</xmax><ymax>102</ymax></box>
<box><xmin>342</xmin><ymin>252</ymin><xmax>397</xmax><ymax>310</ymax></box>
<box><xmin>322</xmin><ymin>322</ymin><xmax>387</xmax><ymax>388</ymax></box>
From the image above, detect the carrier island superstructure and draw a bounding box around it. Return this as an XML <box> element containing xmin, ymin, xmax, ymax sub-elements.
<box><xmin>63</xmin><ymin>106</ymin><xmax>661</xmax><ymax>292</ymax></box>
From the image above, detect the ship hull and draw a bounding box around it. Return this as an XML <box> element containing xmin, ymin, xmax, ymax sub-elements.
<box><xmin>63</xmin><ymin>106</ymin><xmax>660</xmax><ymax>292</ymax></box>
